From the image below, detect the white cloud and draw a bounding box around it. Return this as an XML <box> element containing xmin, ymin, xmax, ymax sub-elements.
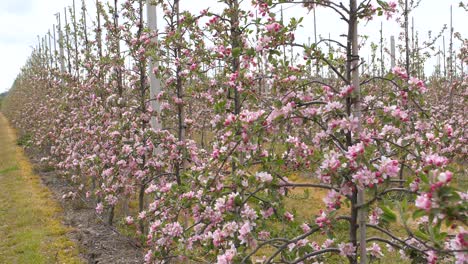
<box><xmin>0</xmin><ymin>0</ymin><xmax>466</xmax><ymax>93</ymax></box>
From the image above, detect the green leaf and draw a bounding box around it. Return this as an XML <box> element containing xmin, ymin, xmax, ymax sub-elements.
<box><xmin>275</xmin><ymin>158</ymin><xmax>284</xmax><ymax>166</ymax></box>
<box><xmin>381</xmin><ymin>205</ymin><xmax>397</xmax><ymax>222</ymax></box>
<box><xmin>270</xmin><ymin>49</ymin><xmax>281</xmax><ymax>56</ymax></box>
<box><xmin>435</xmin><ymin>232</ymin><xmax>448</xmax><ymax>241</ymax></box>
<box><xmin>234</xmin><ymin>195</ymin><xmax>242</xmax><ymax>206</ymax></box>
<box><xmin>232</xmin><ymin>47</ymin><xmax>242</xmax><ymax>58</ymax></box>
<box><xmin>402</xmin><ymin>197</ymin><xmax>408</xmax><ymax>211</ymax></box>
<box><xmin>412</xmin><ymin>209</ymin><xmax>426</xmax><ymax>219</ymax></box>
<box><xmin>414</xmin><ymin>230</ymin><xmax>430</xmax><ymax>241</ymax></box>
<box><xmin>246</xmin><ymin>48</ymin><xmax>255</xmax><ymax>57</ymax></box>
<box><xmin>214</xmin><ymin>100</ymin><xmax>226</xmax><ymax>113</ymax></box>
<box><xmin>420</xmin><ymin>173</ymin><xmax>429</xmax><ymax>184</ymax></box>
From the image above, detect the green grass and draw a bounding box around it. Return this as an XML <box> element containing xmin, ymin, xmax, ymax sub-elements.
<box><xmin>0</xmin><ymin>165</ymin><xmax>19</xmax><ymax>174</ymax></box>
<box><xmin>251</xmin><ymin>171</ymin><xmax>412</xmax><ymax>263</ymax></box>
<box><xmin>16</xmin><ymin>133</ymin><xmax>32</xmax><ymax>147</ymax></box>
<box><xmin>0</xmin><ymin>113</ymin><xmax>83</xmax><ymax>264</ymax></box>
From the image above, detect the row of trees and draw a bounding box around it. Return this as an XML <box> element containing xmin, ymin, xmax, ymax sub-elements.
<box><xmin>2</xmin><ymin>0</ymin><xmax>467</xmax><ymax>263</ymax></box>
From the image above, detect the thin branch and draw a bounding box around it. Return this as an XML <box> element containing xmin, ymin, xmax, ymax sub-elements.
<box><xmin>290</xmin><ymin>248</ymin><xmax>341</xmax><ymax>264</ymax></box>
<box><xmin>265</xmin><ymin>227</ymin><xmax>321</xmax><ymax>263</ymax></box>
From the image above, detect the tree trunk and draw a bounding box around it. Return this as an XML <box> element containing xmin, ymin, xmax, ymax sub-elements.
<box><xmin>229</xmin><ymin>0</ymin><xmax>241</xmax><ymax>175</ymax></box>
<box><xmin>107</xmin><ymin>206</ymin><xmax>115</xmax><ymax>225</ymax></box>
<box><xmin>346</xmin><ymin>1</ymin><xmax>366</xmax><ymax>263</ymax></box>
<box><xmin>174</xmin><ymin>0</ymin><xmax>185</xmax><ymax>185</ymax></box>
<box><xmin>139</xmin><ymin>184</ymin><xmax>146</xmax><ymax>233</ymax></box>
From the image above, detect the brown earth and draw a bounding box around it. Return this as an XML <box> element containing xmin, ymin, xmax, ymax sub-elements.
<box><xmin>28</xmin><ymin>151</ymin><xmax>144</xmax><ymax>264</ymax></box>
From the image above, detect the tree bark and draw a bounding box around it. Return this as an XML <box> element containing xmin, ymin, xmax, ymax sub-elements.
<box><xmin>346</xmin><ymin>1</ymin><xmax>366</xmax><ymax>263</ymax></box>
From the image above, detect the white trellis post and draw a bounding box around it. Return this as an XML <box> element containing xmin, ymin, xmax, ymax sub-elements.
<box><xmin>37</xmin><ymin>35</ymin><xmax>43</xmax><ymax>68</ymax></box>
<box><xmin>390</xmin><ymin>35</ymin><xmax>395</xmax><ymax>70</ymax></box>
<box><xmin>72</xmin><ymin>0</ymin><xmax>80</xmax><ymax>79</ymax></box>
<box><xmin>42</xmin><ymin>37</ymin><xmax>48</xmax><ymax>70</ymax></box>
<box><xmin>146</xmin><ymin>0</ymin><xmax>162</xmax><ymax>134</ymax></box>
<box><xmin>53</xmin><ymin>24</ymin><xmax>58</xmax><ymax>69</ymax></box>
<box><xmin>48</xmin><ymin>30</ymin><xmax>53</xmax><ymax>69</ymax></box>
<box><xmin>64</xmin><ymin>7</ymin><xmax>72</xmax><ymax>74</ymax></box>
<box><xmin>56</xmin><ymin>13</ymin><xmax>66</xmax><ymax>73</ymax></box>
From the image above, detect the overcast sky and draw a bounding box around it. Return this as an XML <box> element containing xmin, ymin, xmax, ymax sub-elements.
<box><xmin>0</xmin><ymin>0</ymin><xmax>466</xmax><ymax>93</ymax></box>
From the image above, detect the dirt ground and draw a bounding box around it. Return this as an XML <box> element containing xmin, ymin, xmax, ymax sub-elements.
<box><xmin>29</xmin><ymin>152</ymin><xmax>144</xmax><ymax>264</ymax></box>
